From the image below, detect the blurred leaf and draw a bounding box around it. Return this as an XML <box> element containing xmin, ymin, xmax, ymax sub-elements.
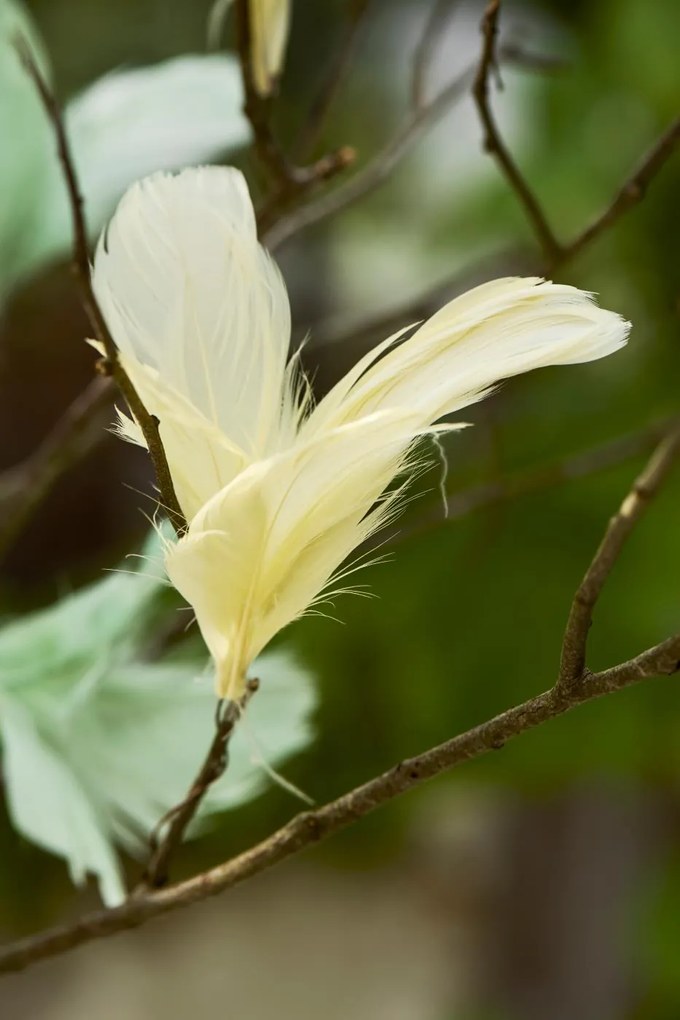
<box><xmin>42</xmin><ymin>54</ymin><xmax>250</xmax><ymax>258</ymax></box>
<box><xmin>0</xmin><ymin>0</ymin><xmax>250</xmax><ymax>293</ymax></box>
<box><xmin>0</xmin><ymin>0</ymin><xmax>53</xmax><ymax>291</ymax></box>
<box><xmin>0</xmin><ymin>532</ymin><xmax>316</xmax><ymax>906</ymax></box>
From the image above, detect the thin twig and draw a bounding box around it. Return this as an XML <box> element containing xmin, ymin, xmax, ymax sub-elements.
<box><xmin>497</xmin><ymin>42</ymin><xmax>569</xmax><ymax>75</ymax></box>
<box><xmin>233</xmin><ymin>0</ymin><xmax>298</xmax><ymax>187</ymax></box>
<box><xmin>294</xmin><ymin>0</ymin><xmax>374</xmax><ymax>159</ymax></box>
<box><xmin>0</xmin><ymin>432</ymin><xmax>676</xmax><ymax>971</ymax></box>
<box><xmin>140</xmin><ymin>679</ymin><xmax>260</xmax><ymax>890</ymax></box>
<box><xmin>557</xmin><ymin>423</ymin><xmax>680</xmax><ymax>692</ymax></box>
<box><xmin>1</xmin><ymin>433</ymin><xmax>679</xmax><ymax>972</ymax></box>
<box><xmin>233</xmin><ymin>0</ymin><xmax>355</xmax><ymax>233</ymax></box>
<box><xmin>0</xmin><ymin>378</ymin><xmax>113</xmax><ymax>560</ymax></box>
<box><xmin>0</xmin><ymin>632</ymin><xmax>678</xmax><ymax>974</ymax></box>
<box><xmin>411</xmin><ymin>0</ymin><xmax>459</xmax><ymax>110</ymax></box>
<box><xmin>471</xmin><ymin>3</ymin><xmax>678</xmax><ymax>272</ymax></box>
<box><xmin>265</xmin><ymin>65</ymin><xmax>473</xmax><ymax>250</ymax></box>
<box><xmin>556</xmin><ymin>116</ymin><xmax>680</xmax><ymax>268</ymax></box>
<box><xmin>1</xmin><ymin>8</ymin><xmax>678</xmax><ymax>982</ymax></box>
<box><xmin>472</xmin><ymin>0</ymin><xmax>562</xmax><ymax>263</ymax></box>
<box><xmin>15</xmin><ymin>37</ymin><xmax>186</xmax><ymax>535</ymax></box>
<box><xmin>265</xmin><ymin>15</ymin><xmax>568</xmax><ymax>253</ymax></box>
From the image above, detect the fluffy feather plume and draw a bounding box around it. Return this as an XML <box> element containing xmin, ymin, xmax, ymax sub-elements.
<box><xmin>94</xmin><ymin>166</ymin><xmax>630</xmax><ymax>699</ymax></box>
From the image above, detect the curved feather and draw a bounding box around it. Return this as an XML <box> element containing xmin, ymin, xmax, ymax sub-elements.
<box><xmin>165</xmin><ymin>410</ymin><xmax>453</xmax><ymax>698</ymax></box>
<box><xmin>93</xmin><ymin>166</ymin><xmax>294</xmax><ymax>517</ymax></box>
<box><xmin>95</xmin><ymin>169</ymin><xmax>630</xmax><ymax>700</ymax></box>
<box><xmin>303</xmin><ymin>278</ymin><xmax>630</xmax><ymax>436</ymax></box>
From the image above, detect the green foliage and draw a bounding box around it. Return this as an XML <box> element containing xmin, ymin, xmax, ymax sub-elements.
<box><xmin>0</xmin><ymin>532</ymin><xmax>316</xmax><ymax>905</ymax></box>
<box><xmin>0</xmin><ymin>0</ymin><xmax>250</xmax><ymax>296</ymax></box>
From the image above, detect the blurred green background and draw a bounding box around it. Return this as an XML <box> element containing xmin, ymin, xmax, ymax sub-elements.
<box><xmin>0</xmin><ymin>0</ymin><xmax>678</xmax><ymax>1017</ymax></box>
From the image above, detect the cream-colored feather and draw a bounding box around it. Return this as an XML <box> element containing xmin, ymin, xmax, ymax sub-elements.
<box><xmin>165</xmin><ymin>410</ymin><xmax>443</xmax><ymax>698</ymax></box>
<box><xmin>302</xmin><ymin>278</ymin><xmax>629</xmax><ymax>437</ymax></box>
<box><xmin>93</xmin><ymin>166</ymin><xmax>295</xmax><ymax>517</ymax></box>
<box><xmin>95</xmin><ymin>167</ymin><xmax>630</xmax><ymax>698</ymax></box>
<box><xmin>250</xmin><ymin>0</ymin><xmax>291</xmax><ymax>97</ymax></box>
<box><xmin>98</xmin><ymin>166</ymin><xmax>292</xmax><ymax>449</ymax></box>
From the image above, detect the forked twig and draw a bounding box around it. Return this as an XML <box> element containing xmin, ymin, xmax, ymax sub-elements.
<box><xmin>472</xmin><ymin>0</ymin><xmax>562</xmax><ymax>262</ymax></box>
<box><xmin>471</xmin><ymin>1</ymin><xmax>680</xmax><ymax>272</ymax></box>
<box><xmin>139</xmin><ymin>679</ymin><xmax>260</xmax><ymax>890</ymax></box>
<box><xmin>1</xmin><ymin>432</ymin><xmax>679</xmax><ymax>973</ymax></box>
<box><xmin>233</xmin><ymin>0</ymin><xmax>355</xmax><ymax>234</ymax></box>
<box><xmin>557</xmin><ymin>424</ymin><xmax>680</xmax><ymax>692</ymax></box>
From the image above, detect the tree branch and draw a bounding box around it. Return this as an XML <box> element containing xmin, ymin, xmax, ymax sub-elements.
<box><xmin>471</xmin><ymin>3</ymin><xmax>679</xmax><ymax>274</ymax></box>
<box><xmin>556</xmin><ymin>116</ymin><xmax>680</xmax><ymax>267</ymax></box>
<box><xmin>1</xmin><ymin>414</ymin><xmax>676</xmax><ymax>974</ymax></box>
<box><xmin>0</xmin><ymin>378</ymin><xmax>113</xmax><ymax>560</ymax></box>
<box><xmin>265</xmin><ymin>9</ymin><xmax>565</xmax><ymax>253</ymax></box>
<box><xmin>139</xmin><ymin>680</ymin><xmax>259</xmax><ymax>891</ymax></box>
<box><xmin>15</xmin><ymin>37</ymin><xmax>187</xmax><ymax>535</ymax></box>
<box><xmin>0</xmin><ymin>629</ymin><xmax>677</xmax><ymax>975</ymax></box>
<box><xmin>264</xmin><ymin>65</ymin><xmax>473</xmax><ymax>250</ymax></box>
<box><xmin>472</xmin><ymin>0</ymin><xmax>562</xmax><ymax>263</ymax></box>
<box><xmin>232</xmin><ymin>0</ymin><xmax>355</xmax><ymax>234</ymax></box>
<box><xmin>557</xmin><ymin>423</ymin><xmax>680</xmax><ymax>693</ymax></box>
<box><xmin>388</xmin><ymin>416</ymin><xmax>678</xmax><ymax>548</ymax></box>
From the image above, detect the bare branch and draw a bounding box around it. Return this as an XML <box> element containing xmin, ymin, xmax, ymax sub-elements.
<box><xmin>470</xmin><ymin>4</ymin><xmax>679</xmax><ymax>272</ymax></box>
<box><xmin>15</xmin><ymin>38</ymin><xmax>187</xmax><ymax>534</ymax></box>
<box><xmin>557</xmin><ymin>423</ymin><xmax>680</xmax><ymax>692</ymax></box>
<box><xmin>389</xmin><ymin>416</ymin><xmax>679</xmax><ymax>548</ymax></box>
<box><xmin>265</xmin><ymin>65</ymin><xmax>473</xmax><ymax>250</ymax></box>
<box><xmin>294</xmin><ymin>0</ymin><xmax>374</xmax><ymax>159</ymax></box>
<box><xmin>556</xmin><ymin>116</ymin><xmax>680</xmax><ymax>267</ymax></box>
<box><xmin>139</xmin><ymin>680</ymin><xmax>259</xmax><ymax>891</ymax></box>
<box><xmin>0</xmin><ymin>628</ymin><xmax>677</xmax><ymax>975</ymax></box>
<box><xmin>265</xmin><ymin>8</ymin><xmax>567</xmax><ymax>253</ymax></box>
<box><xmin>2</xmin><ymin>5</ymin><xmax>678</xmax><ymax>983</ymax></box>
<box><xmin>0</xmin><ymin>378</ymin><xmax>113</xmax><ymax>560</ymax></box>
<box><xmin>232</xmin><ymin>0</ymin><xmax>355</xmax><ymax>234</ymax></box>
<box><xmin>472</xmin><ymin>0</ymin><xmax>562</xmax><ymax>263</ymax></box>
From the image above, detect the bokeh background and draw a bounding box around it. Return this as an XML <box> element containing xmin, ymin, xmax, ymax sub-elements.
<box><xmin>0</xmin><ymin>0</ymin><xmax>679</xmax><ymax>1017</ymax></box>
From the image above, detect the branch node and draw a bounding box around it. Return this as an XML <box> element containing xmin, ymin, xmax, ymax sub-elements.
<box><xmin>472</xmin><ymin>0</ymin><xmax>562</xmax><ymax>263</ymax></box>
<box><xmin>95</xmin><ymin>356</ymin><xmax>114</xmax><ymax>377</ymax></box>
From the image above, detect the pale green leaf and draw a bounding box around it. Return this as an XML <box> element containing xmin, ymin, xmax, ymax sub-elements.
<box><xmin>0</xmin><ymin>535</ymin><xmax>316</xmax><ymax>906</ymax></box>
<box><xmin>37</xmin><ymin>55</ymin><xmax>250</xmax><ymax>264</ymax></box>
<box><xmin>0</xmin><ymin>0</ymin><xmax>53</xmax><ymax>291</ymax></box>
<box><xmin>0</xmin><ymin>0</ymin><xmax>250</xmax><ymax>293</ymax></box>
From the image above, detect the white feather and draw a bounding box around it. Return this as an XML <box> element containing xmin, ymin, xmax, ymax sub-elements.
<box><xmin>93</xmin><ymin>166</ymin><xmax>294</xmax><ymax>517</ymax></box>
<box><xmin>96</xmin><ymin>167</ymin><xmax>630</xmax><ymax>698</ymax></box>
<box><xmin>303</xmin><ymin>278</ymin><xmax>630</xmax><ymax>435</ymax></box>
<box><xmin>166</xmin><ymin>410</ymin><xmax>462</xmax><ymax>698</ymax></box>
